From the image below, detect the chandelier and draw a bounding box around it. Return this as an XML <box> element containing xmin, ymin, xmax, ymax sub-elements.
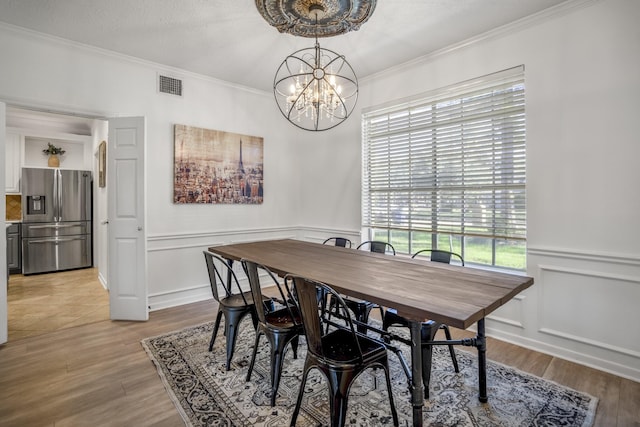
<box><xmin>256</xmin><ymin>0</ymin><xmax>377</xmax><ymax>131</ymax></box>
<box><xmin>273</xmin><ymin>37</ymin><xmax>358</xmax><ymax>131</ymax></box>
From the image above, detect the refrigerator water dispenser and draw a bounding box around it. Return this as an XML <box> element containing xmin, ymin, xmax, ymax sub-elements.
<box><xmin>27</xmin><ymin>195</ymin><xmax>46</xmax><ymax>215</ymax></box>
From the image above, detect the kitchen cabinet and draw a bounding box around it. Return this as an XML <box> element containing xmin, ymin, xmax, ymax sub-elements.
<box><xmin>5</xmin><ymin>131</ymin><xmax>22</xmax><ymax>193</ymax></box>
<box><xmin>7</xmin><ymin>223</ymin><xmax>22</xmax><ymax>274</ymax></box>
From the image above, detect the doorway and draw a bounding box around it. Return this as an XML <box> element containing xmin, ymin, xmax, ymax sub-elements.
<box><xmin>5</xmin><ymin>107</ymin><xmax>110</xmax><ymax>341</ymax></box>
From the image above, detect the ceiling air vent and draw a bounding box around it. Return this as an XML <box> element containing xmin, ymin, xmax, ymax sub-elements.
<box><xmin>158</xmin><ymin>75</ymin><xmax>183</xmax><ymax>96</ymax></box>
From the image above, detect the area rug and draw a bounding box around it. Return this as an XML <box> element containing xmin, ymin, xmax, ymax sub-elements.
<box><xmin>141</xmin><ymin>320</ymin><xmax>597</xmax><ymax>426</ymax></box>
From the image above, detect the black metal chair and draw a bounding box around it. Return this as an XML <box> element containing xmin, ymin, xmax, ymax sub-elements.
<box><xmin>288</xmin><ymin>275</ymin><xmax>399</xmax><ymax>427</ymax></box>
<box><xmin>327</xmin><ymin>241</ymin><xmax>394</xmax><ymax>333</ymax></box>
<box><xmin>242</xmin><ymin>259</ymin><xmax>304</xmax><ymax>407</ymax></box>
<box><xmin>203</xmin><ymin>251</ymin><xmax>269</xmax><ymax>371</ymax></box>
<box><xmin>382</xmin><ymin>249</ymin><xmax>464</xmax><ymax>391</ymax></box>
<box><xmin>322</xmin><ymin>237</ymin><xmax>352</xmax><ymax>248</ymax></box>
<box><xmin>356</xmin><ymin>240</ymin><xmax>396</xmax><ymax>256</ymax></box>
<box><xmin>411</xmin><ymin>248</ymin><xmax>464</xmax><ymax>266</ymax></box>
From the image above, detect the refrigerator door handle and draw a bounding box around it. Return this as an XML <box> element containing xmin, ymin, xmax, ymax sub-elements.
<box><xmin>27</xmin><ymin>237</ymin><xmax>87</xmax><ymax>244</ymax></box>
<box><xmin>52</xmin><ymin>169</ymin><xmax>57</xmax><ymax>222</ymax></box>
<box><xmin>27</xmin><ymin>224</ymin><xmax>79</xmax><ymax>229</ymax></box>
<box><xmin>57</xmin><ymin>169</ymin><xmax>63</xmax><ymax>221</ymax></box>
<box><xmin>55</xmin><ymin>237</ymin><xmax>88</xmax><ymax>243</ymax></box>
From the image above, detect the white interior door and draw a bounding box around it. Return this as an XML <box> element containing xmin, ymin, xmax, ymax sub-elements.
<box><xmin>0</xmin><ymin>101</ymin><xmax>7</xmax><ymax>343</ymax></box>
<box><xmin>107</xmin><ymin>116</ymin><xmax>147</xmax><ymax>321</ymax></box>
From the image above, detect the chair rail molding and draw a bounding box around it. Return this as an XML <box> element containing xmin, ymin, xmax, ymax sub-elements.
<box><xmin>147</xmin><ymin>226</ymin><xmax>331</xmax><ymax>311</ymax></box>
<box><xmin>527</xmin><ymin>245</ymin><xmax>640</xmax><ymax>266</ymax></box>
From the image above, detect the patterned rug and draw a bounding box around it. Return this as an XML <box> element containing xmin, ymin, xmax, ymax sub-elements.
<box><xmin>141</xmin><ymin>320</ymin><xmax>597</xmax><ymax>426</ymax></box>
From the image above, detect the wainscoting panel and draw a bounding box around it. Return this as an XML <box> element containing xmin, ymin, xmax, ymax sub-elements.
<box><xmin>146</xmin><ymin>227</ymin><xmax>299</xmax><ymax>310</ymax></box>
<box><xmin>538</xmin><ymin>265</ymin><xmax>640</xmax><ymax>357</ymax></box>
<box><xmin>509</xmin><ymin>246</ymin><xmax>640</xmax><ymax>382</ymax></box>
<box><xmin>486</xmin><ymin>294</ymin><xmax>526</xmax><ymax>329</ymax></box>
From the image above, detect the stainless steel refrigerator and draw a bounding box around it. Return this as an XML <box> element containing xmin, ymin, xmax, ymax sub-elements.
<box><xmin>21</xmin><ymin>168</ymin><xmax>92</xmax><ymax>275</ymax></box>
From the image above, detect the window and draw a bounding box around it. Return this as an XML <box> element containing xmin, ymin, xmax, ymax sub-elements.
<box><xmin>362</xmin><ymin>66</ymin><xmax>526</xmax><ymax>270</ymax></box>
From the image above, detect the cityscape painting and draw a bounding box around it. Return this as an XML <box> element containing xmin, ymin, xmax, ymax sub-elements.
<box><xmin>173</xmin><ymin>124</ymin><xmax>264</xmax><ymax>204</ymax></box>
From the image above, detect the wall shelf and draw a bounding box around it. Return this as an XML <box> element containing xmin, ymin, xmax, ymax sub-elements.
<box><xmin>14</xmin><ymin>128</ymin><xmax>93</xmax><ymax>171</ymax></box>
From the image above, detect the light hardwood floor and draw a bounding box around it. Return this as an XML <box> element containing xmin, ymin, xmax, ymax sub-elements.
<box><xmin>1</xmin><ymin>270</ymin><xmax>638</xmax><ymax>426</ymax></box>
<box><xmin>7</xmin><ymin>268</ymin><xmax>109</xmax><ymax>340</ymax></box>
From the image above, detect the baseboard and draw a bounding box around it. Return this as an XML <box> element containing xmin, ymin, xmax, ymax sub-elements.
<box><xmin>97</xmin><ymin>271</ymin><xmax>108</xmax><ymax>290</ymax></box>
<box><xmin>485</xmin><ymin>326</ymin><xmax>640</xmax><ymax>383</ymax></box>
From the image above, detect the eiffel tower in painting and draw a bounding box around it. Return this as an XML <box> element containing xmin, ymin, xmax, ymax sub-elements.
<box><xmin>237</xmin><ymin>139</ymin><xmax>245</xmax><ymax>174</ymax></box>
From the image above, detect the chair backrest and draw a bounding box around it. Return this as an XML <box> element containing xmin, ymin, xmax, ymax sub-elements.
<box><xmin>412</xmin><ymin>249</ymin><xmax>464</xmax><ymax>266</ymax></box>
<box><xmin>203</xmin><ymin>251</ymin><xmax>249</xmax><ymax>305</ymax></box>
<box><xmin>322</xmin><ymin>237</ymin><xmax>352</xmax><ymax>248</ymax></box>
<box><xmin>242</xmin><ymin>259</ymin><xmax>297</xmax><ymax>325</ymax></box>
<box><xmin>289</xmin><ymin>275</ymin><xmax>362</xmax><ymax>361</ymax></box>
<box><xmin>356</xmin><ymin>240</ymin><xmax>396</xmax><ymax>255</ymax></box>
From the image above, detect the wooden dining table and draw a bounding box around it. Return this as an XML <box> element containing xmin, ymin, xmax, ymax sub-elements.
<box><xmin>208</xmin><ymin>239</ymin><xmax>534</xmax><ymax>427</ymax></box>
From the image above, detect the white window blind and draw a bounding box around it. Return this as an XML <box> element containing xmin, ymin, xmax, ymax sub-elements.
<box><xmin>362</xmin><ymin>67</ymin><xmax>526</xmax><ymax>268</ymax></box>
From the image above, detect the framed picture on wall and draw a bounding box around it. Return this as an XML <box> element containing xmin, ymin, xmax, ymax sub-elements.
<box><xmin>173</xmin><ymin>124</ymin><xmax>264</xmax><ymax>204</ymax></box>
<box><xmin>98</xmin><ymin>141</ymin><xmax>106</xmax><ymax>188</ymax></box>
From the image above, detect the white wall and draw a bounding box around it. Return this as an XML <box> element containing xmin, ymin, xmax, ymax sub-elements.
<box><xmin>0</xmin><ymin>23</ymin><xmax>301</xmax><ymax>310</ymax></box>
<box><xmin>297</xmin><ymin>0</ymin><xmax>640</xmax><ymax>381</ymax></box>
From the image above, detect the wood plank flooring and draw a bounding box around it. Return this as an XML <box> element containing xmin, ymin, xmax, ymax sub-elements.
<box><xmin>1</xmin><ymin>270</ymin><xmax>638</xmax><ymax>426</ymax></box>
<box><xmin>7</xmin><ymin>268</ymin><xmax>109</xmax><ymax>340</ymax></box>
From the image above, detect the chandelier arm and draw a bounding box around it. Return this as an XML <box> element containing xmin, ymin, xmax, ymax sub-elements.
<box><xmin>282</xmin><ymin>48</ymin><xmax>321</xmax><ymax>71</ymax></box>
<box><xmin>322</xmin><ymin>54</ymin><xmax>349</xmax><ymax>71</ymax></box>
<box><xmin>283</xmin><ymin>76</ymin><xmax>317</xmax><ymax>119</ymax></box>
<box><xmin>273</xmin><ymin>71</ymin><xmax>314</xmax><ymax>89</ymax></box>
<box><xmin>319</xmin><ymin>75</ymin><xmax>349</xmax><ymax>114</ymax></box>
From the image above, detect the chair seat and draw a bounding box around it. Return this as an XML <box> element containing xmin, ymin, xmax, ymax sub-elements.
<box><xmin>221</xmin><ymin>291</ymin><xmax>269</xmax><ymax>309</ymax></box>
<box><xmin>264</xmin><ymin>306</ymin><xmax>301</xmax><ymax>329</ymax></box>
<box><xmin>322</xmin><ymin>328</ymin><xmax>387</xmax><ymax>363</ymax></box>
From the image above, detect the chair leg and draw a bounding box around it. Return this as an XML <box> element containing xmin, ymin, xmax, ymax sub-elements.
<box><xmin>291</xmin><ymin>335</ymin><xmax>300</xmax><ymax>359</ymax></box>
<box><xmin>209</xmin><ymin>310</ymin><xmax>223</xmax><ymax>351</ymax></box>
<box><xmin>327</xmin><ymin>370</ymin><xmax>353</xmax><ymax>427</ymax></box>
<box><xmin>325</xmin><ymin>297</ymin><xmax>337</xmax><ymax>333</ymax></box>
<box><xmin>440</xmin><ymin>324</ymin><xmax>459</xmax><ymax>373</ymax></box>
<box><xmin>290</xmin><ymin>361</ymin><xmax>312</xmax><ymax>427</ymax></box>
<box><xmin>268</xmin><ymin>331</ymin><xmax>296</xmax><ymax>407</ymax></box>
<box><xmin>352</xmin><ymin>304</ymin><xmax>372</xmax><ymax>334</ymax></box>
<box><xmin>381</xmin><ymin>362</ymin><xmax>400</xmax><ymax>427</ymax></box>
<box><xmin>224</xmin><ymin>309</ymin><xmax>248</xmax><ymax>371</ymax></box>
<box><xmin>246</xmin><ymin>331</ymin><xmax>262</xmax><ymax>382</ymax></box>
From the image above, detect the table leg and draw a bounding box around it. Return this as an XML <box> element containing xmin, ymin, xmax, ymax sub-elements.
<box><xmin>409</xmin><ymin>321</ymin><xmax>424</xmax><ymax>427</ymax></box>
<box><xmin>477</xmin><ymin>318</ymin><xmax>488</xmax><ymax>403</ymax></box>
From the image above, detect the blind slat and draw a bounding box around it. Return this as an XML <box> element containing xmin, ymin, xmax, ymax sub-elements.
<box><xmin>362</xmin><ymin>69</ymin><xmax>526</xmax><ymax>245</ymax></box>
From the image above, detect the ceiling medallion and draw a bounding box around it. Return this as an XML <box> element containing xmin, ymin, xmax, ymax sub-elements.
<box><xmin>256</xmin><ymin>0</ymin><xmax>377</xmax><ymax>38</ymax></box>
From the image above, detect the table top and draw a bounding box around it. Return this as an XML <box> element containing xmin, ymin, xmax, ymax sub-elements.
<box><xmin>208</xmin><ymin>239</ymin><xmax>534</xmax><ymax>329</ymax></box>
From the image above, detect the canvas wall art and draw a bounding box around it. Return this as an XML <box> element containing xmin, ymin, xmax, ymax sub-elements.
<box><xmin>174</xmin><ymin>124</ymin><xmax>264</xmax><ymax>204</ymax></box>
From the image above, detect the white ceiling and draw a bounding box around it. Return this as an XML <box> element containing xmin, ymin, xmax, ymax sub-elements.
<box><xmin>0</xmin><ymin>0</ymin><xmax>568</xmax><ymax>93</ymax></box>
